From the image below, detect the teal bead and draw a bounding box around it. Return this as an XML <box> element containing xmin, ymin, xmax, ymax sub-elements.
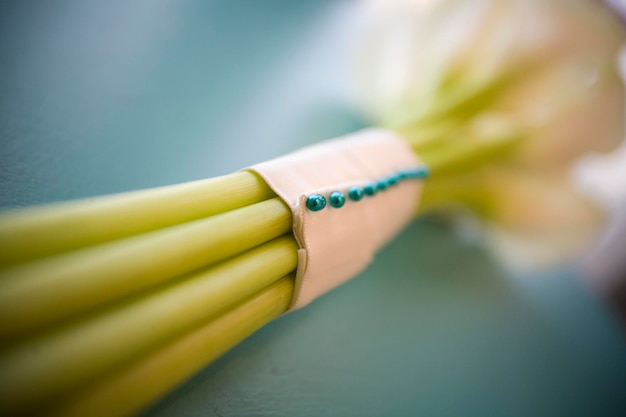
<box><xmin>363</xmin><ymin>183</ymin><xmax>377</xmax><ymax>196</ymax></box>
<box><xmin>404</xmin><ymin>168</ymin><xmax>418</xmax><ymax>179</ymax></box>
<box><xmin>306</xmin><ymin>194</ymin><xmax>326</xmax><ymax>211</ymax></box>
<box><xmin>387</xmin><ymin>174</ymin><xmax>400</xmax><ymax>186</ymax></box>
<box><xmin>404</xmin><ymin>166</ymin><xmax>430</xmax><ymax>179</ymax></box>
<box><xmin>415</xmin><ymin>166</ymin><xmax>430</xmax><ymax>179</ymax></box>
<box><xmin>377</xmin><ymin>179</ymin><xmax>389</xmax><ymax>191</ymax></box>
<box><xmin>329</xmin><ymin>191</ymin><xmax>346</xmax><ymax>208</ymax></box>
<box><xmin>348</xmin><ymin>186</ymin><xmax>364</xmax><ymax>201</ymax></box>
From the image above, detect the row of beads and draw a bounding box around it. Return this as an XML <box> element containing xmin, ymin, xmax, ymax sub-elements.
<box><xmin>305</xmin><ymin>166</ymin><xmax>429</xmax><ymax>212</ymax></box>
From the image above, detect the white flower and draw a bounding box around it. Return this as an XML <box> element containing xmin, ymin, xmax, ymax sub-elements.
<box><xmin>357</xmin><ymin>0</ymin><xmax>626</xmax><ymax>268</ymax></box>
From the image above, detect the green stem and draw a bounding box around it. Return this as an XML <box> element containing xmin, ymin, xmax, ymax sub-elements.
<box><xmin>0</xmin><ymin>198</ymin><xmax>292</xmax><ymax>339</ymax></box>
<box><xmin>51</xmin><ymin>276</ymin><xmax>294</xmax><ymax>417</ymax></box>
<box><xmin>0</xmin><ymin>172</ymin><xmax>274</xmax><ymax>267</ymax></box>
<box><xmin>0</xmin><ymin>238</ymin><xmax>297</xmax><ymax>415</ymax></box>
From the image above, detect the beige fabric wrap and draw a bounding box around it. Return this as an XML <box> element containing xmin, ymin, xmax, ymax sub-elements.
<box><xmin>247</xmin><ymin>128</ymin><xmax>423</xmax><ymax>310</ymax></box>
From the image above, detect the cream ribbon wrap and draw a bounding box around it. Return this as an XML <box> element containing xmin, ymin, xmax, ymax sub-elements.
<box><xmin>247</xmin><ymin>129</ymin><xmax>423</xmax><ymax>310</ymax></box>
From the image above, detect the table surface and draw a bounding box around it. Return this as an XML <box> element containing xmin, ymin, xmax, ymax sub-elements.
<box><xmin>1</xmin><ymin>1</ymin><xmax>625</xmax><ymax>416</ymax></box>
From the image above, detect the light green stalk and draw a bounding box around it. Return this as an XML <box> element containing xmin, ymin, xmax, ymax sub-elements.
<box><xmin>0</xmin><ymin>198</ymin><xmax>292</xmax><ymax>339</ymax></box>
<box><xmin>44</xmin><ymin>277</ymin><xmax>294</xmax><ymax>417</ymax></box>
<box><xmin>0</xmin><ymin>172</ymin><xmax>274</xmax><ymax>267</ymax></box>
<box><xmin>0</xmin><ymin>238</ymin><xmax>297</xmax><ymax>415</ymax></box>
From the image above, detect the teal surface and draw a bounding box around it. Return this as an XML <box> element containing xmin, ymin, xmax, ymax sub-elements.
<box><xmin>146</xmin><ymin>220</ymin><xmax>626</xmax><ymax>417</ymax></box>
<box><xmin>1</xmin><ymin>1</ymin><xmax>625</xmax><ymax>416</ymax></box>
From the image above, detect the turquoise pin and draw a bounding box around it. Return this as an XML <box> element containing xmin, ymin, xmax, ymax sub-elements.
<box><xmin>348</xmin><ymin>187</ymin><xmax>364</xmax><ymax>201</ymax></box>
<box><xmin>306</xmin><ymin>194</ymin><xmax>326</xmax><ymax>211</ymax></box>
<box><xmin>328</xmin><ymin>191</ymin><xmax>346</xmax><ymax>208</ymax></box>
<box><xmin>363</xmin><ymin>183</ymin><xmax>377</xmax><ymax>196</ymax></box>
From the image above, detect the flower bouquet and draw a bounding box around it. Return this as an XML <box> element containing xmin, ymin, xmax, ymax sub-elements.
<box><xmin>0</xmin><ymin>1</ymin><xmax>624</xmax><ymax>416</ymax></box>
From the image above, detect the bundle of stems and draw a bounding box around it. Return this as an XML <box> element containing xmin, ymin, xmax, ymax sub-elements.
<box><xmin>0</xmin><ymin>109</ymin><xmax>521</xmax><ymax>416</ymax></box>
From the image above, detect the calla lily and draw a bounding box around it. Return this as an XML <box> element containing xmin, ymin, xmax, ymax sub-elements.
<box><xmin>476</xmin><ymin>167</ymin><xmax>603</xmax><ymax>269</ymax></box>
<box><xmin>357</xmin><ymin>0</ymin><xmax>626</xmax><ymax>268</ymax></box>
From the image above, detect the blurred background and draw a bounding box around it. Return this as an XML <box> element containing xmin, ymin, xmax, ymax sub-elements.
<box><xmin>1</xmin><ymin>1</ymin><xmax>625</xmax><ymax>416</ymax></box>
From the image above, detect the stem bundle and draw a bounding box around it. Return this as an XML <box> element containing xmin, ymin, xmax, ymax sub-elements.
<box><xmin>0</xmin><ymin>127</ymin><xmax>521</xmax><ymax>416</ymax></box>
